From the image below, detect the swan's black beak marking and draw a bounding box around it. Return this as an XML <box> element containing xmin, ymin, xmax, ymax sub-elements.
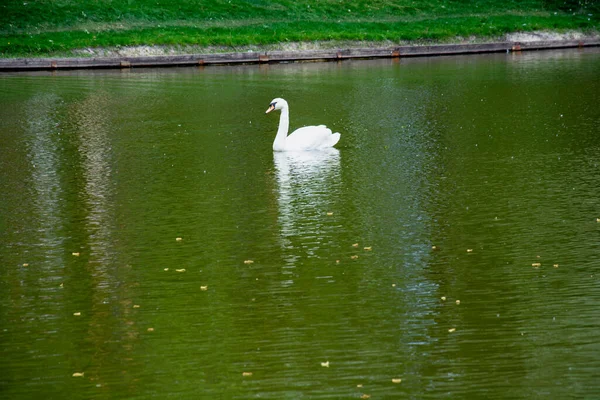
<box><xmin>265</xmin><ymin>102</ymin><xmax>276</xmax><ymax>114</ymax></box>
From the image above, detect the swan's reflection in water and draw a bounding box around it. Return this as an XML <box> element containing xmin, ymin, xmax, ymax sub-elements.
<box><xmin>274</xmin><ymin>149</ymin><xmax>341</xmax><ymax>283</ymax></box>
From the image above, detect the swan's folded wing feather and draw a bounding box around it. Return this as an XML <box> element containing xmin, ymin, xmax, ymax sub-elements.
<box><xmin>287</xmin><ymin>125</ymin><xmax>338</xmax><ymax>150</ymax></box>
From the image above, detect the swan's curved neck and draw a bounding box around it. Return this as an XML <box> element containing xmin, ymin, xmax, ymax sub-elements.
<box><xmin>273</xmin><ymin>106</ymin><xmax>290</xmax><ymax>151</ymax></box>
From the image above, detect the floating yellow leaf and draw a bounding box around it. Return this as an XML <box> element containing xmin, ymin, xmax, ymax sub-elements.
<box><xmin>59</xmin><ymin>283</ymin><xmax>64</xmax><ymax>288</ymax></box>
<box><xmin>392</xmin><ymin>378</ymin><xmax>402</xmax><ymax>384</ymax></box>
<box><xmin>432</xmin><ymin>245</ymin><xmax>438</xmax><ymax>250</ymax></box>
<box><xmin>72</xmin><ymin>372</ymin><xmax>84</xmax><ymax>377</ymax></box>
<box><xmin>326</xmin><ymin>212</ymin><xmax>334</xmax><ymax>216</ymax></box>
<box><xmin>335</xmin><ymin>260</ymin><xmax>340</xmax><ymax>264</ymax></box>
<box><xmin>456</xmin><ymin>300</ymin><xmax>461</xmax><ymax>305</ymax></box>
<box><xmin>133</xmin><ymin>305</ymin><xmax>140</xmax><ymax>308</ymax></box>
<box><xmin>532</xmin><ymin>263</ymin><xmax>541</xmax><ymax>267</ymax></box>
<box><xmin>363</xmin><ymin>247</ymin><xmax>372</xmax><ymax>251</ymax></box>
<box><xmin>242</xmin><ymin>372</ymin><xmax>253</xmax><ymax>377</ymax></box>
<box><xmin>176</xmin><ymin>237</ymin><xmax>183</xmax><ymax>241</ymax></box>
<box><xmin>321</xmin><ymin>361</ymin><xmax>330</xmax><ymax>368</ymax></box>
<box><xmin>176</xmin><ymin>269</ymin><xmax>186</xmax><ymax>272</ymax></box>
<box><xmin>72</xmin><ymin>252</ymin><xmax>80</xmax><ymax>257</ymax></box>
<box><xmin>553</xmin><ymin>264</ymin><xmax>559</xmax><ymax>268</ymax></box>
<box><xmin>392</xmin><ymin>283</ymin><xmax>396</xmax><ymax>287</ymax></box>
<box><xmin>200</xmin><ymin>286</ymin><xmax>208</xmax><ymax>291</ymax></box>
<box><xmin>244</xmin><ymin>260</ymin><xmax>254</xmax><ymax>265</ymax></box>
<box><xmin>597</xmin><ymin>218</ymin><xmax>600</xmax><ymax>223</ymax></box>
<box><xmin>441</xmin><ymin>296</ymin><xmax>447</xmax><ymax>301</ymax></box>
<box><xmin>467</xmin><ymin>249</ymin><xmax>473</xmax><ymax>253</ymax></box>
<box><xmin>352</xmin><ymin>243</ymin><xmax>359</xmax><ymax>248</ymax></box>
<box><xmin>361</xmin><ymin>394</ymin><xmax>371</xmax><ymax>399</ymax></box>
<box><xmin>448</xmin><ymin>328</ymin><xmax>456</xmax><ymax>333</ymax></box>
<box><xmin>164</xmin><ymin>268</ymin><xmax>169</xmax><ymax>271</ymax></box>
<box><xmin>22</xmin><ymin>263</ymin><xmax>29</xmax><ymax>267</ymax></box>
<box><xmin>147</xmin><ymin>327</ymin><xmax>154</xmax><ymax>332</ymax></box>
<box><xmin>357</xmin><ymin>384</ymin><xmax>363</xmax><ymax>388</ymax></box>
<box><xmin>73</xmin><ymin>312</ymin><xmax>81</xmax><ymax>316</ymax></box>
<box><xmin>351</xmin><ymin>255</ymin><xmax>359</xmax><ymax>260</ymax></box>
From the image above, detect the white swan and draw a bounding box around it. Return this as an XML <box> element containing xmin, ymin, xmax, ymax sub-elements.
<box><xmin>265</xmin><ymin>98</ymin><xmax>341</xmax><ymax>151</ymax></box>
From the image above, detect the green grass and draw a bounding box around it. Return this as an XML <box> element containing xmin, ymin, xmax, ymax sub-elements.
<box><xmin>0</xmin><ymin>0</ymin><xmax>598</xmax><ymax>57</ymax></box>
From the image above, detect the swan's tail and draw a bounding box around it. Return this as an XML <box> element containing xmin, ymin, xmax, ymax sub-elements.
<box><xmin>329</xmin><ymin>132</ymin><xmax>341</xmax><ymax>148</ymax></box>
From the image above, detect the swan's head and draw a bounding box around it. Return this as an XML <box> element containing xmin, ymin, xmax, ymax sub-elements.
<box><xmin>265</xmin><ymin>98</ymin><xmax>288</xmax><ymax>114</ymax></box>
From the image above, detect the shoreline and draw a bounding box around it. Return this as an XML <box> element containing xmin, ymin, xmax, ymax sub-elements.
<box><xmin>1</xmin><ymin>32</ymin><xmax>599</xmax><ymax>72</ymax></box>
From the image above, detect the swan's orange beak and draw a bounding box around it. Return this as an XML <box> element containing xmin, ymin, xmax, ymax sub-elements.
<box><xmin>265</xmin><ymin>103</ymin><xmax>275</xmax><ymax>114</ymax></box>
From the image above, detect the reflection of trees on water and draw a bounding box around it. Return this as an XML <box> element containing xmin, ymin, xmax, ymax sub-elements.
<box><xmin>69</xmin><ymin>92</ymin><xmax>138</xmax><ymax>388</ymax></box>
<box><xmin>70</xmin><ymin>92</ymin><xmax>116</xmax><ymax>270</ymax></box>
<box><xmin>12</xmin><ymin>85</ymin><xmax>142</xmax><ymax>394</ymax></box>
<box><xmin>67</xmin><ymin>89</ymin><xmax>145</xmax><ymax>394</ymax></box>
<box><xmin>26</xmin><ymin>93</ymin><xmax>65</xmax><ymax>261</ymax></box>
<box><xmin>377</xmin><ymin>52</ymin><xmax>600</xmax><ymax>389</ymax></box>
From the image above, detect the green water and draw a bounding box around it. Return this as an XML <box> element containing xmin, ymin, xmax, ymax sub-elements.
<box><xmin>1</xmin><ymin>48</ymin><xmax>600</xmax><ymax>399</ymax></box>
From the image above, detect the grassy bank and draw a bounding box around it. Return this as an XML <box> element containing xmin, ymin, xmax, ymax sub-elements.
<box><xmin>1</xmin><ymin>0</ymin><xmax>598</xmax><ymax>57</ymax></box>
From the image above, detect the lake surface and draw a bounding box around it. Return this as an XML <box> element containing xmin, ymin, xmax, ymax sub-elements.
<box><xmin>1</xmin><ymin>48</ymin><xmax>600</xmax><ymax>399</ymax></box>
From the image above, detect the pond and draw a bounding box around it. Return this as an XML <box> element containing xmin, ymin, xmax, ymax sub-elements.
<box><xmin>1</xmin><ymin>48</ymin><xmax>600</xmax><ymax>399</ymax></box>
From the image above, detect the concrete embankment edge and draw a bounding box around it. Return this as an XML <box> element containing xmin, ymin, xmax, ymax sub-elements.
<box><xmin>1</xmin><ymin>40</ymin><xmax>599</xmax><ymax>71</ymax></box>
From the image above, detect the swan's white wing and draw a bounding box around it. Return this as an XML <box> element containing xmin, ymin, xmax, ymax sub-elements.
<box><xmin>285</xmin><ymin>125</ymin><xmax>340</xmax><ymax>150</ymax></box>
